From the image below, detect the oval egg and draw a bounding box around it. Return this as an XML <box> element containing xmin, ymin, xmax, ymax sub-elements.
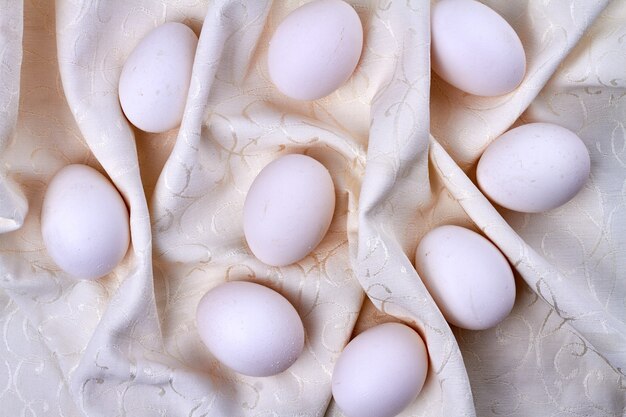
<box><xmin>243</xmin><ymin>154</ymin><xmax>336</xmax><ymax>266</ymax></box>
<box><xmin>196</xmin><ymin>281</ymin><xmax>305</xmax><ymax>377</ymax></box>
<box><xmin>268</xmin><ymin>0</ymin><xmax>363</xmax><ymax>100</ymax></box>
<box><xmin>431</xmin><ymin>0</ymin><xmax>526</xmax><ymax>96</ymax></box>
<box><xmin>119</xmin><ymin>22</ymin><xmax>198</xmax><ymax>133</ymax></box>
<box><xmin>415</xmin><ymin>225</ymin><xmax>515</xmax><ymax>330</ymax></box>
<box><xmin>477</xmin><ymin>122</ymin><xmax>591</xmax><ymax>213</ymax></box>
<box><xmin>331</xmin><ymin>323</ymin><xmax>429</xmax><ymax>417</ymax></box>
<box><xmin>41</xmin><ymin>164</ymin><xmax>130</xmax><ymax>280</ymax></box>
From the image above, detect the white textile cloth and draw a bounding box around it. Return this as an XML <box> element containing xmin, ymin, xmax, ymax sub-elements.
<box><xmin>0</xmin><ymin>1</ymin><xmax>624</xmax><ymax>416</ymax></box>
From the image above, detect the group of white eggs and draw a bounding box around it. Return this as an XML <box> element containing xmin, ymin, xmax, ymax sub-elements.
<box><xmin>38</xmin><ymin>1</ymin><xmax>592</xmax><ymax>417</ymax></box>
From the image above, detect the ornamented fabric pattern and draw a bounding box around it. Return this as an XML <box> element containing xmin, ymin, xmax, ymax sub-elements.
<box><xmin>0</xmin><ymin>1</ymin><xmax>624</xmax><ymax>416</ymax></box>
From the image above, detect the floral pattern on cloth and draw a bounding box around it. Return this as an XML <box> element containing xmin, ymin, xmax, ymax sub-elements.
<box><xmin>0</xmin><ymin>1</ymin><xmax>624</xmax><ymax>416</ymax></box>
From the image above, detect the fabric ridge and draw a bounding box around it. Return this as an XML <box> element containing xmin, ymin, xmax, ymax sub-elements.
<box><xmin>0</xmin><ymin>0</ymin><xmax>624</xmax><ymax>416</ymax></box>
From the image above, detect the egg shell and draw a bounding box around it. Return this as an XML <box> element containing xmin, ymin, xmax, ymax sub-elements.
<box><xmin>331</xmin><ymin>323</ymin><xmax>429</xmax><ymax>417</ymax></box>
<box><xmin>268</xmin><ymin>0</ymin><xmax>363</xmax><ymax>100</ymax></box>
<box><xmin>431</xmin><ymin>0</ymin><xmax>526</xmax><ymax>96</ymax></box>
<box><xmin>195</xmin><ymin>281</ymin><xmax>305</xmax><ymax>377</ymax></box>
<box><xmin>476</xmin><ymin>123</ymin><xmax>591</xmax><ymax>213</ymax></box>
<box><xmin>119</xmin><ymin>22</ymin><xmax>198</xmax><ymax>133</ymax></box>
<box><xmin>41</xmin><ymin>164</ymin><xmax>130</xmax><ymax>280</ymax></box>
<box><xmin>243</xmin><ymin>154</ymin><xmax>336</xmax><ymax>266</ymax></box>
<box><xmin>415</xmin><ymin>225</ymin><xmax>515</xmax><ymax>330</ymax></box>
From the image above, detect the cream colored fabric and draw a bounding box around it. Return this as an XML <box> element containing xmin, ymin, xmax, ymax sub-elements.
<box><xmin>0</xmin><ymin>0</ymin><xmax>27</xmax><ymax>233</ymax></box>
<box><xmin>0</xmin><ymin>0</ymin><xmax>624</xmax><ymax>416</ymax></box>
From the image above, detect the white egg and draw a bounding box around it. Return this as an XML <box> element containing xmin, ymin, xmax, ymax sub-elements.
<box><xmin>195</xmin><ymin>281</ymin><xmax>305</xmax><ymax>377</ymax></box>
<box><xmin>431</xmin><ymin>0</ymin><xmax>526</xmax><ymax>96</ymax></box>
<box><xmin>477</xmin><ymin>123</ymin><xmax>591</xmax><ymax>213</ymax></box>
<box><xmin>119</xmin><ymin>22</ymin><xmax>198</xmax><ymax>133</ymax></box>
<box><xmin>268</xmin><ymin>0</ymin><xmax>363</xmax><ymax>100</ymax></box>
<box><xmin>41</xmin><ymin>164</ymin><xmax>130</xmax><ymax>280</ymax></box>
<box><xmin>415</xmin><ymin>225</ymin><xmax>515</xmax><ymax>330</ymax></box>
<box><xmin>243</xmin><ymin>154</ymin><xmax>335</xmax><ymax>266</ymax></box>
<box><xmin>331</xmin><ymin>323</ymin><xmax>429</xmax><ymax>417</ymax></box>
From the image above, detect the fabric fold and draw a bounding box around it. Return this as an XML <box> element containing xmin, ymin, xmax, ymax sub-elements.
<box><xmin>354</xmin><ymin>1</ymin><xmax>477</xmax><ymax>416</ymax></box>
<box><xmin>430</xmin><ymin>0</ymin><xmax>610</xmax><ymax>171</ymax></box>
<box><xmin>430</xmin><ymin>135</ymin><xmax>626</xmax><ymax>376</ymax></box>
<box><xmin>0</xmin><ymin>0</ymin><xmax>28</xmax><ymax>234</ymax></box>
<box><xmin>150</xmin><ymin>1</ymin><xmax>366</xmax><ymax>415</ymax></box>
<box><xmin>0</xmin><ymin>0</ymin><xmax>624</xmax><ymax>416</ymax></box>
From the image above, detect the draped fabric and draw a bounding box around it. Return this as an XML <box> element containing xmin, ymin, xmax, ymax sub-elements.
<box><xmin>0</xmin><ymin>1</ymin><xmax>624</xmax><ymax>416</ymax></box>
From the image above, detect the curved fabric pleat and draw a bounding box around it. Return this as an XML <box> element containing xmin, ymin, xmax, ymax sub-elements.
<box><xmin>0</xmin><ymin>1</ymin><xmax>624</xmax><ymax>416</ymax></box>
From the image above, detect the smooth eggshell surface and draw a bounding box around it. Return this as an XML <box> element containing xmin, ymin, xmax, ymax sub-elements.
<box><xmin>243</xmin><ymin>154</ymin><xmax>336</xmax><ymax>266</ymax></box>
<box><xmin>119</xmin><ymin>22</ymin><xmax>198</xmax><ymax>133</ymax></box>
<box><xmin>477</xmin><ymin>122</ymin><xmax>591</xmax><ymax>213</ymax></box>
<box><xmin>331</xmin><ymin>323</ymin><xmax>429</xmax><ymax>417</ymax></box>
<box><xmin>195</xmin><ymin>281</ymin><xmax>305</xmax><ymax>377</ymax></box>
<box><xmin>415</xmin><ymin>225</ymin><xmax>515</xmax><ymax>330</ymax></box>
<box><xmin>268</xmin><ymin>0</ymin><xmax>363</xmax><ymax>100</ymax></box>
<box><xmin>41</xmin><ymin>164</ymin><xmax>130</xmax><ymax>280</ymax></box>
<box><xmin>431</xmin><ymin>0</ymin><xmax>526</xmax><ymax>96</ymax></box>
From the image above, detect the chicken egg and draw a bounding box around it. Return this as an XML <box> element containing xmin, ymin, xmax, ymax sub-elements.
<box><xmin>196</xmin><ymin>281</ymin><xmax>305</xmax><ymax>377</ymax></box>
<box><xmin>331</xmin><ymin>323</ymin><xmax>429</xmax><ymax>417</ymax></box>
<box><xmin>243</xmin><ymin>154</ymin><xmax>336</xmax><ymax>267</ymax></box>
<box><xmin>41</xmin><ymin>164</ymin><xmax>130</xmax><ymax>280</ymax></box>
<box><xmin>415</xmin><ymin>225</ymin><xmax>516</xmax><ymax>330</ymax></box>
<box><xmin>477</xmin><ymin>122</ymin><xmax>591</xmax><ymax>213</ymax></box>
<box><xmin>268</xmin><ymin>0</ymin><xmax>363</xmax><ymax>100</ymax></box>
<box><xmin>119</xmin><ymin>22</ymin><xmax>198</xmax><ymax>133</ymax></box>
<box><xmin>431</xmin><ymin>0</ymin><xmax>526</xmax><ymax>96</ymax></box>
